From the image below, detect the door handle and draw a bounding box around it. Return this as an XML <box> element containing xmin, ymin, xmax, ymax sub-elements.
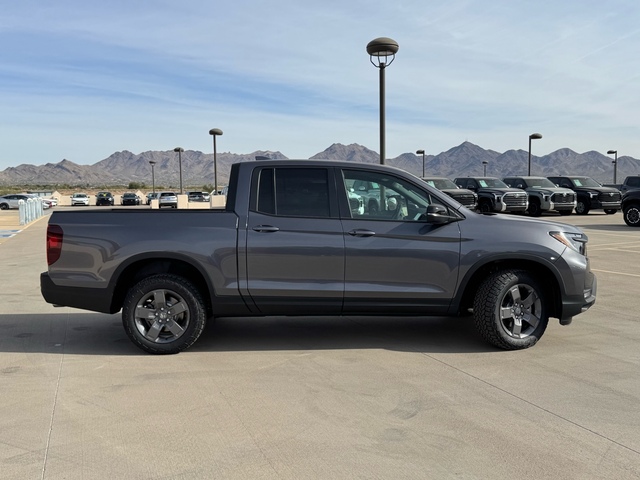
<box><xmin>348</xmin><ymin>229</ymin><xmax>376</xmax><ymax>237</ymax></box>
<box><xmin>252</xmin><ymin>225</ymin><xmax>280</xmax><ymax>233</ymax></box>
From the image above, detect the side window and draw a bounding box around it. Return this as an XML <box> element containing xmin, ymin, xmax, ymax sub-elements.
<box><xmin>255</xmin><ymin>167</ymin><xmax>331</xmax><ymax>218</ymax></box>
<box><xmin>342</xmin><ymin>169</ymin><xmax>440</xmax><ymax>221</ymax></box>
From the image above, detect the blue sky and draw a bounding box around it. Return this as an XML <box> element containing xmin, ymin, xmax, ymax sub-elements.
<box><xmin>1</xmin><ymin>0</ymin><xmax>640</xmax><ymax>170</ymax></box>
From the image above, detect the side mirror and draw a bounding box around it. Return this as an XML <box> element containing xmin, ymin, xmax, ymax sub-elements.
<box><xmin>426</xmin><ymin>204</ymin><xmax>458</xmax><ymax>224</ymax></box>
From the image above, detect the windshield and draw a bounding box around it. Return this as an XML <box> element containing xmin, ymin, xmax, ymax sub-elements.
<box><xmin>478</xmin><ymin>178</ymin><xmax>508</xmax><ymax>188</ymax></box>
<box><xmin>571</xmin><ymin>177</ymin><xmax>601</xmax><ymax>188</ymax></box>
<box><xmin>424</xmin><ymin>178</ymin><xmax>458</xmax><ymax>189</ymax></box>
<box><xmin>526</xmin><ymin>178</ymin><xmax>556</xmax><ymax>188</ymax></box>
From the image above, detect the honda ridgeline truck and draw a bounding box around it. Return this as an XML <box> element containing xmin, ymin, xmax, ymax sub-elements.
<box><xmin>41</xmin><ymin>160</ymin><xmax>597</xmax><ymax>354</ymax></box>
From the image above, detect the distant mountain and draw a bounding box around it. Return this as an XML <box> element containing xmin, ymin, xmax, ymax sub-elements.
<box><xmin>1</xmin><ymin>142</ymin><xmax>638</xmax><ymax>187</ymax></box>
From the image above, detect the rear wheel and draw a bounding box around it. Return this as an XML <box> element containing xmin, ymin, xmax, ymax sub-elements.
<box><xmin>122</xmin><ymin>274</ymin><xmax>207</xmax><ymax>354</ymax></box>
<box><xmin>575</xmin><ymin>200</ymin><xmax>590</xmax><ymax>215</ymax></box>
<box><xmin>473</xmin><ymin>270</ymin><xmax>549</xmax><ymax>350</ymax></box>
<box><xmin>623</xmin><ymin>203</ymin><xmax>640</xmax><ymax>227</ymax></box>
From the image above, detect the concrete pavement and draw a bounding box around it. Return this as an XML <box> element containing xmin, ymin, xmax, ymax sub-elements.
<box><xmin>0</xmin><ymin>210</ymin><xmax>639</xmax><ymax>479</ymax></box>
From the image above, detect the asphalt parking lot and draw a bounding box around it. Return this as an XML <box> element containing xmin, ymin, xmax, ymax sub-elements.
<box><xmin>1</xmin><ymin>209</ymin><xmax>639</xmax><ymax>479</ymax></box>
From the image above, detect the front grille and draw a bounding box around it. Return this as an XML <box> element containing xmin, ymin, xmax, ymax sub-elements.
<box><xmin>598</xmin><ymin>192</ymin><xmax>621</xmax><ymax>202</ymax></box>
<box><xmin>451</xmin><ymin>193</ymin><xmax>477</xmax><ymax>207</ymax></box>
<box><xmin>503</xmin><ymin>193</ymin><xmax>528</xmax><ymax>207</ymax></box>
<box><xmin>552</xmin><ymin>192</ymin><xmax>576</xmax><ymax>204</ymax></box>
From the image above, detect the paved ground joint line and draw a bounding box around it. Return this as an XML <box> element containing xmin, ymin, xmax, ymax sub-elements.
<box><xmin>41</xmin><ymin>317</ymin><xmax>68</xmax><ymax>480</ymax></box>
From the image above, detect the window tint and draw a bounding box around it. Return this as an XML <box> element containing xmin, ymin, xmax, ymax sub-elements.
<box><xmin>342</xmin><ymin>169</ymin><xmax>442</xmax><ymax>221</ymax></box>
<box><xmin>256</xmin><ymin>168</ymin><xmax>331</xmax><ymax>218</ymax></box>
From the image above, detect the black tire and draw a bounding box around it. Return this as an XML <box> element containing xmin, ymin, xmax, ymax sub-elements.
<box><xmin>122</xmin><ymin>274</ymin><xmax>207</xmax><ymax>354</ymax></box>
<box><xmin>527</xmin><ymin>200</ymin><xmax>542</xmax><ymax>217</ymax></box>
<box><xmin>558</xmin><ymin>209</ymin><xmax>573</xmax><ymax>216</ymax></box>
<box><xmin>473</xmin><ymin>269</ymin><xmax>549</xmax><ymax>350</ymax></box>
<box><xmin>623</xmin><ymin>203</ymin><xmax>640</xmax><ymax>227</ymax></box>
<box><xmin>0</xmin><ymin>203</ymin><xmax>8</xmax><ymax>210</ymax></box>
<box><xmin>575</xmin><ymin>200</ymin><xmax>590</xmax><ymax>215</ymax></box>
<box><xmin>604</xmin><ymin>209</ymin><xmax>617</xmax><ymax>215</ymax></box>
<box><xmin>479</xmin><ymin>200</ymin><xmax>492</xmax><ymax>213</ymax></box>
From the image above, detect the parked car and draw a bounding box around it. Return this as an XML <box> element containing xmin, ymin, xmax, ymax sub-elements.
<box><xmin>547</xmin><ymin>176</ymin><xmax>621</xmax><ymax>215</ymax></box>
<box><xmin>146</xmin><ymin>192</ymin><xmax>158</xmax><ymax>205</ymax></box>
<box><xmin>71</xmin><ymin>193</ymin><xmax>90</xmax><ymax>206</ymax></box>
<box><xmin>621</xmin><ymin>190</ymin><xmax>640</xmax><ymax>227</ymax></box>
<box><xmin>95</xmin><ymin>192</ymin><xmax>114</xmax><ymax>206</ymax></box>
<box><xmin>121</xmin><ymin>193</ymin><xmax>141</xmax><ymax>206</ymax></box>
<box><xmin>187</xmin><ymin>191</ymin><xmax>211</xmax><ymax>202</ymax></box>
<box><xmin>502</xmin><ymin>176</ymin><xmax>576</xmax><ymax>216</ymax></box>
<box><xmin>421</xmin><ymin>176</ymin><xmax>478</xmax><ymax>210</ymax></box>
<box><xmin>453</xmin><ymin>177</ymin><xmax>528</xmax><ymax>213</ymax></box>
<box><xmin>0</xmin><ymin>193</ymin><xmax>46</xmax><ymax>210</ymax></box>
<box><xmin>158</xmin><ymin>191</ymin><xmax>178</xmax><ymax>208</ymax></box>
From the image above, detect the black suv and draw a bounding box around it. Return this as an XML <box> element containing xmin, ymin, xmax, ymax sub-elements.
<box><xmin>547</xmin><ymin>176</ymin><xmax>621</xmax><ymax>215</ymax></box>
<box><xmin>421</xmin><ymin>176</ymin><xmax>478</xmax><ymax>209</ymax></box>
<box><xmin>95</xmin><ymin>192</ymin><xmax>114</xmax><ymax>206</ymax></box>
<box><xmin>453</xmin><ymin>177</ymin><xmax>528</xmax><ymax>213</ymax></box>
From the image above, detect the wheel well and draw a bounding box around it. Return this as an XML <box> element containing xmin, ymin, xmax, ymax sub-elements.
<box><xmin>458</xmin><ymin>260</ymin><xmax>561</xmax><ymax>318</ymax></box>
<box><xmin>111</xmin><ymin>258</ymin><xmax>213</xmax><ymax>316</ymax></box>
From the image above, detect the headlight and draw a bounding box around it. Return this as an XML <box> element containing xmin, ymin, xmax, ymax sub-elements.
<box><xmin>549</xmin><ymin>231</ymin><xmax>587</xmax><ymax>255</ymax></box>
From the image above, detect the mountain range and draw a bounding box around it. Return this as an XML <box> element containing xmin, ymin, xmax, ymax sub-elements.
<box><xmin>1</xmin><ymin>142</ymin><xmax>637</xmax><ymax>187</ymax></box>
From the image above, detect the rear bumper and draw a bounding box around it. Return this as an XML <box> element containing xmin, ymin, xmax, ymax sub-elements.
<box><xmin>40</xmin><ymin>272</ymin><xmax>118</xmax><ymax>314</ymax></box>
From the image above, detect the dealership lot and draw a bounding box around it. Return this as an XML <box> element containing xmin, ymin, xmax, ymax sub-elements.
<box><xmin>0</xmin><ymin>210</ymin><xmax>639</xmax><ymax>479</ymax></box>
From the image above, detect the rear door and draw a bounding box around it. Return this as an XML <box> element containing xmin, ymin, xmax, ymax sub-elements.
<box><xmin>245</xmin><ymin>166</ymin><xmax>345</xmax><ymax>314</ymax></box>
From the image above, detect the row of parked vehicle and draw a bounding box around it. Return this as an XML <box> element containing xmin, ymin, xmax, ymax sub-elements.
<box><xmin>0</xmin><ymin>193</ymin><xmax>57</xmax><ymax>210</ymax></box>
<box><xmin>69</xmin><ymin>190</ymin><xmax>212</xmax><ymax>208</ymax></box>
<box><xmin>419</xmin><ymin>175</ymin><xmax>623</xmax><ymax>218</ymax></box>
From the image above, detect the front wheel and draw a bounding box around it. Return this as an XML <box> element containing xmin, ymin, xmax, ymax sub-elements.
<box><xmin>122</xmin><ymin>274</ymin><xmax>207</xmax><ymax>354</ymax></box>
<box><xmin>527</xmin><ymin>200</ymin><xmax>542</xmax><ymax>217</ymax></box>
<box><xmin>575</xmin><ymin>200</ymin><xmax>590</xmax><ymax>215</ymax></box>
<box><xmin>604</xmin><ymin>209</ymin><xmax>618</xmax><ymax>215</ymax></box>
<box><xmin>473</xmin><ymin>270</ymin><xmax>549</xmax><ymax>350</ymax></box>
<box><xmin>0</xmin><ymin>203</ymin><xmax>8</xmax><ymax>210</ymax></box>
<box><xmin>479</xmin><ymin>200</ymin><xmax>492</xmax><ymax>213</ymax></box>
<box><xmin>623</xmin><ymin>203</ymin><xmax>640</xmax><ymax>227</ymax></box>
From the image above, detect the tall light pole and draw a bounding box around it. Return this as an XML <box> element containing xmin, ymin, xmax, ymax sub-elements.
<box><xmin>528</xmin><ymin>133</ymin><xmax>542</xmax><ymax>175</ymax></box>
<box><xmin>416</xmin><ymin>149</ymin><xmax>425</xmax><ymax>177</ymax></box>
<box><xmin>173</xmin><ymin>147</ymin><xmax>184</xmax><ymax>194</ymax></box>
<box><xmin>209</xmin><ymin>128</ymin><xmax>223</xmax><ymax>195</ymax></box>
<box><xmin>367</xmin><ymin>37</ymin><xmax>399</xmax><ymax>165</ymax></box>
<box><xmin>607</xmin><ymin>150</ymin><xmax>618</xmax><ymax>184</ymax></box>
<box><xmin>482</xmin><ymin>160</ymin><xmax>488</xmax><ymax>176</ymax></box>
<box><xmin>149</xmin><ymin>161</ymin><xmax>156</xmax><ymax>194</ymax></box>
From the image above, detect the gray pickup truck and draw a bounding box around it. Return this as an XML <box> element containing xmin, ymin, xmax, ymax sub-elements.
<box><xmin>41</xmin><ymin>160</ymin><xmax>597</xmax><ymax>354</ymax></box>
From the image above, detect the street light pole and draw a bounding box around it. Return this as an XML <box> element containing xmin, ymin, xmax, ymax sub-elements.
<box><xmin>607</xmin><ymin>150</ymin><xmax>618</xmax><ymax>184</ymax></box>
<box><xmin>367</xmin><ymin>37</ymin><xmax>399</xmax><ymax>165</ymax></box>
<box><xmin>149</xmin><ymin>161</ymin><xmax>156</xmax><ymax>194</ymax></box>
<box><xmin>482</xmin><ymin>161</ymin><xmax>488</xmax><ymax>176</ymax></box>
<box><xmin>528</xmin><ymin>133</ymin><xmax>542</xmax><ymax>175</ymax></box>
<box><xmin>173</xmin><ymin>147</ymin><xmax>184</xmax><ymax>194</ymax></box>
<box><xmin>416</xmin><ymin>149</ymin><xmax>425</xmax><ymax>177</ymax></box>
<box><xmin>209</xmin><ymin>128</ymin><xmax>223</xmax><ymax>195</ymax></box>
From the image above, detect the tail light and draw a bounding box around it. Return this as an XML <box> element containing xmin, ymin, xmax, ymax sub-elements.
<box><xmin>47</xmin><ymin>224</ymin><xmax>64</xmax><ymax>265</ymax></box>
